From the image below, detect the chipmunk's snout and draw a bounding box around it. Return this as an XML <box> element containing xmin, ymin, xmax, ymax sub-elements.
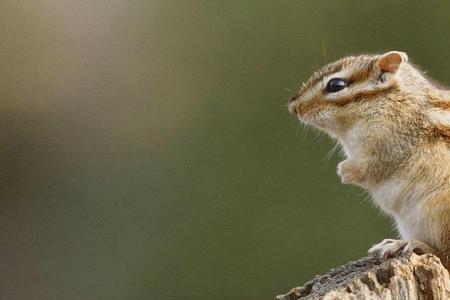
<box><xmin>289</xmin><ymin>103</ymin><xmax>297</xmax><ymax>115</ymax></box>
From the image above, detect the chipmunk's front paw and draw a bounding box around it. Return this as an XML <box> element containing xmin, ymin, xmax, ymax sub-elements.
<box><xmin>337</xmin><ymin>160</ymin><xmax>363</xmax><ymax>184</ymax></box>
<box><xmin>368</xmin><ymin>239</ymin><xmax>435</xmax><ymax>259</ymax></box>
<box><xmin>368</xmin><ymin>239</ymin><xmax>407</xmax><ymax>259</ymax></box>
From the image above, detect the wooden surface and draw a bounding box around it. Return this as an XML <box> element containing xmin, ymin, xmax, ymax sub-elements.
<box><xmin>276</xmin><ymin>253</ymin><xmax>450</xmax><ymax>299</ymax></box>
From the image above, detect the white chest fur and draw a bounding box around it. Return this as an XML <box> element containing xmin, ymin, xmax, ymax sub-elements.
<box><xmin>371</xmin><ymin>178</ymin><xmax>440</xmax><ymax>248</ymax></box>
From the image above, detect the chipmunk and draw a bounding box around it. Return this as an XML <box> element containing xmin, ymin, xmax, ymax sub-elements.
<box><xmin>288</xmin><ymin>51</ymin><xmax>450</xmax><ymax>268</ymax></box>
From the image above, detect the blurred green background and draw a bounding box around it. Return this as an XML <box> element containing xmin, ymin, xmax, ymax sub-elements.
<box><xmin>1</xmin><ymin>1</ymin><xmax>449</xmax><ymax>299</ymax></box>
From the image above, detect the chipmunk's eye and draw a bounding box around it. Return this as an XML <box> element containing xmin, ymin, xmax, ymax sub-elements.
<box><xmin>325</xmin><ymin>78</ymin><xmax>347</xmax><ymax>93</ymax></box>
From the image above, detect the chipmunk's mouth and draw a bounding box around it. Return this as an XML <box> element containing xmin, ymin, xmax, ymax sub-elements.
<box><xmin>290</xmin><ymin>102</ymin><xmax>320</xmax><ymax>124</ymax></box>
<box><xmin>292</xmin><ymin>105</ymin><xmax>334</xmax><ymax>134</ymax></box>
<box><xmin>299</xmin><ymin>111</ymin><xmax>321</xmax><ymax>126</ymax></box>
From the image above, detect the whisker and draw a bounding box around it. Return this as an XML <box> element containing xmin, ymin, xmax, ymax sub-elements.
<box><xmin>303</xmin><ymin>125</ymin><xmax>310</xmax><ymax>141</ymax></box>
<box><xmin>324</xmin><ymin>140</ymin><xmax>340</xmax><ymax>162</ymax></box>
<box><xmin>294</xmin><ymin>122</ymin><xmax>310</xmax><ymax>141</ymax></box>
<box><xmin>315</xmin><ymin>129</ymin><xmax>324</xmax><ymax>141</ymax></box>
<box><xmin>312</xmin><ymin>61</ymin><xmax>320</xmax><ymax>70</ymax></box>
<box><xmin>321</xmin><ymin>39</ymin><xmax>328</xmax><ymax>62</ymax></box>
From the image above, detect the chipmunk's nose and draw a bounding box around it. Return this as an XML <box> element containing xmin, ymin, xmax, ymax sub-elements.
<box><xmin>288</xmin><ymin>101</ymin><xmax>298</xmax><ymax>114</ymax></box>
<box><xmin>288</xmin><ymin>94</ymin><xmax>299</xmax><ymax>114</ymax></box>
<box><xmin>289</xmin><ymin>94</ymin><xmax>299</xmax><ymax>103</ymax></box>
<box><xmin>289</xmin><ymin>105</ymin><xmax>297</xmax><ymax>115</ymax></box>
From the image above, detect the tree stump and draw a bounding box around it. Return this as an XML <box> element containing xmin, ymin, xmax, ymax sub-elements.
<box><xmin>275</xmin><ymin>253</ymin><xmax>450</xmax><ymax>299</ymax></box>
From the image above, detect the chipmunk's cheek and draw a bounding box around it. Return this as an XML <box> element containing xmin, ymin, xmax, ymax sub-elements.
<box><xmin>335</xmin><ymin>112</ymin><xmax>360</xmax><ymax>132</ymax></box>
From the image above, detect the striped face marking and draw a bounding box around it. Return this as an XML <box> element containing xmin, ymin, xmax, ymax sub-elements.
<box><xmin>290</xmin><ymin>54</ymin><xmax>402</xmax><ymax>107</ymax></box>
<box><xmin>288</xmin><ymin>53</ymin><xmax>402</xmax><ymax>134</ymax></box>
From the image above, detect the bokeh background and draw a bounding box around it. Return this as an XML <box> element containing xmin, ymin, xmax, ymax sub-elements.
<box><xmin>1</xmin><ymin>1</ymin><xmax>449</xmax><ymax>299</ymax></box>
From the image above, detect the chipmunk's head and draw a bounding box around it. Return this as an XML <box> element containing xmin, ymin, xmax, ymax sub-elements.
<box><xmin>289</xmin><ymin>51</ymin><xmax>428</xmax><ymax>138</ymax></box>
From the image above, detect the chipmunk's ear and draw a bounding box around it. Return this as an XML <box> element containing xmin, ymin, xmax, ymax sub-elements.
<box><xmin>378</xmin><ymin>51</ymin><xmax>408</xmax><ymax>73</ymax></box>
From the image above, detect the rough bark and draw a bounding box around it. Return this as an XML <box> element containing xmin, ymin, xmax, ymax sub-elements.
<box><xmin>275</xmin><ymin>253</ymin><xmax>450</xmax><ymax>300</ymax></box>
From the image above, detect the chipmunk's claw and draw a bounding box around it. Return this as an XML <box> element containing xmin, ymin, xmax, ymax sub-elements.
<box><xmin>368</xmin><ymin>239</ymin><xmax>436</xmax><ymax>259</ymax></box>
<box><xmin>368</xmin><ymin>239</ymin><xmax>408</xmax><ymax>259</ymax></box>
